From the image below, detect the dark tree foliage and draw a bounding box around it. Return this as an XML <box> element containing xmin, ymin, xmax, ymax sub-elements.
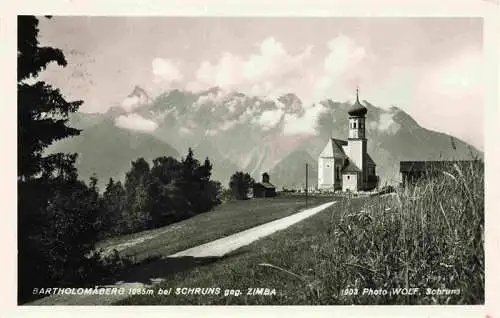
<box><xmin>41</xmin><ymin>174</ymin><xmax>101</xmax><ymax>284</ymax></box>
<box><xmin>148</xmin><ymin>156</ymin><xmax>185</xmax><ymax>227</ymax></box>
<box><xmin>18</xmin><ymin>16</ymin><xmax>82</xmax><ymax>180</ymax></box>
<box><xmin>124</xmin><ymin>158</ymin><xmax>152</xmax><ymax>232</ymax></box>
<box><xmin>180</xmin><ymin>150</ymin><xmax>220</xmax><ymax>215</ymax></box>
<box><xmin>196</xmin><ymin>157</ymin><xmax>213</xmax><ymax>181</ymax></box>
<box><xmin>17</xmin><ymin>16</ymin><xmax>224</xmax><ymax>303</ymax></box>
<box><xmin>17</xmin><ymin>16</ymin><xmax>66</xmax><ymax>82</ymax></box>
<box><xmin>118</xmin><ymin>150</ymin><xmax>221</xmax><ymax>233</ymax></box>
<box><xmin>181</xmin><ymin>147</ymin><xmax>200</xmax><ymax>182</ymax></box>
<box><xmin>229</xmin><ymin>171</ymin><xmax>255</xmax><ymax>200</ymax></box>
<box><xmin>100</xmin><ymin>178</ymin><xmax>127</xmax><ymax>237</ymax></box>
<box><xmin>17</xmin><ymin>16</ymin><xmax>101</xmax><ymax>303</ymax></box>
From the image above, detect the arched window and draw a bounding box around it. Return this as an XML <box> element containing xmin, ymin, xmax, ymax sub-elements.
<box><xmin>353</xmin><ymin>122</ymin><xmax>357</xmax><ymax>129</ymax></box>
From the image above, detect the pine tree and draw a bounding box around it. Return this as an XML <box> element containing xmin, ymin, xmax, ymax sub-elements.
<box><xmin>192</xmin><ymin>157</ymin><xmax>218</xmax><ymax>213</ymax></box>
<box><xmin>124</xmin><ymin>158</ymin><xmax>152</xmax><ymax>232</ymax></box>
<box><xmin>42</xmin><ymin>175</ymin><xmax>101</xmax><ymax>283</ymax></box>
<box><xmin>194</xmin><ymin>157</ymin><xmax>212</xmax><ymax>182</ymax></box>
<box><xmin>229</xmin><ymin>171</ymin><xmax>255</xmax><ymax>200</ymax></box>
<box><xmin>181</xmin><ymin>147</ymin><xmax>200</xmax><ymax>182</ymax></box>
<box><xmin>148</xmin><ymin>156</ymin><xmax>183</xmax><ymax>226</ymax></box>
<box><xmin>17</xmin><ymin>15</ymin><xmax>94</xmax><ymax>303</ymax></box>
<box><xmin>101</xmin><ymin>178</ymin><xmax>127</xmax><ymax>236</ymax></box>
<box><xmin>18</xmin><ymin>15</ymin><xmax>82</xmax><ymax>181</ymax></box>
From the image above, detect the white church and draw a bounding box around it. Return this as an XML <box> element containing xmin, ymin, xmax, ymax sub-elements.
<box><xmin>318</xmin><ymin>89</ymin><xmax>379</xmax><ymax>192</ymax></box>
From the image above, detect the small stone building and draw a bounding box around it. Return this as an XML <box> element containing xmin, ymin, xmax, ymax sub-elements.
<box><xmin>253</xmin><ymin>173</ymin><xmax>277</xmax><ymax>198</ymax></box>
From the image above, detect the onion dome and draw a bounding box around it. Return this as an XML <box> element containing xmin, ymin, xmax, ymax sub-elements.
<box><xmin>348</xmin><ymin>88</ymin><xmax>367</xmax><ymax>117</ymax></box>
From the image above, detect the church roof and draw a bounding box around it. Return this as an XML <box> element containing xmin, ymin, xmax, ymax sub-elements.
<box><xmin>348</xmin><ymin>89</ymin><xmax>368</xmax><ymax>117</ymax></box>
<box><xmin>319</xmin><ymin>138</ymin><xmax>348</xmax><ymax>159</ymax></box>
<box><xmin>366</xmin><ymin>153</ymin><xmax>376</xmax><ymax>166</ymax></box>
<box><xmin>342</xmin><ymin>159</ymin><xmax>361</xmax><ymax>173</ymax></box>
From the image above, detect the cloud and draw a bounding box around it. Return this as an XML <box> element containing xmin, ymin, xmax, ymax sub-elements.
<box><xmin>179</xmin><ymin>127</ymin><xmax>192</xmax><ymax>135</ymax></box>
<box><xmin>369</xmin><ymin>111</ymin><xmax>401</xmax><ymax>135</ymax></box>
<box><xmin>192</xmin><ymin>88</ymin><xmax>228</xmax><ymax>108</ymax></box>
<box><xmin>121</xmin><ymin>96</ymin><xmax>141</xmax><ymax>112</ymax></box>
<box><xmin>115</xmin><ymin>113</ymin><xmax>158</xmax><ymax>132</ymax></box>
<box><xmin>219</xmin><ymin>120</ymin><xmax>239</xmax><ymax>131</ymax></box>
<box><xmin>324</xmin><ymin>35</ymin><xmax>366</xmax><ymax>75</ymax></box>
<box><xmin>243</xmin><ymin>37</ymin><xmax>313</xmax><ymax>82</ymax></box>
<box><xmin>410</xmin><ymin>48</ymin><xmax>483</xmax><ymax>149</ymax></box>
<box><xmin>313</xmin><ymin>35</ymin><xmax>370</xmax><ymax>101</ymax></box>
<box><xmin>282</xmin><ymin>103</ymin><xmax>326</xmax><ymax>135</ymax></box>
<box><xmin>205</xmin><ymin>129</ymin><xmax>218</xmax><ymax>136</ymax></box>
<box><xmin>191</xmin><ymin>37</ymin><xmax>313</xmax><ymax>97</ymax></box>
<box><xmin>424</xmin><ymin>49</ymin><xmax>482</xmax><ymax>96</ymax></box>
<box><xmin>253</xmin><ymin>108</ymin><xmax>285</xmax><ymax>131</ymax></box>
<box><xmin>192</xmin><ymin>53</ymin><xmax>242</xmax><ymax>90</ymax></box>
<box><xmin>121</xmin><ymin>92</ymin><xmax>151</xmax><ymax>112</ymax></box>
<box><xmin>152</xmin><ymin>58</ymin><xmax>183</xmax><ymax>84</ymax></box>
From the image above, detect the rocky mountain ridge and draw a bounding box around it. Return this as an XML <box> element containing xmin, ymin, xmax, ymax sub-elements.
<box><xmin>50</xmin><ymin>86</ymin><xmax>482</xmax><ymax>188</ymax></box>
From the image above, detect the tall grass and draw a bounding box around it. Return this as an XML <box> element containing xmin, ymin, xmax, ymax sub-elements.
<box><xmin>331</xmin><ymin>160</ymin><xmax>484</xmax><ymax>304</ymax></box>
<box><xmin>119</xmin><ymin>161</ymin><xmax>484</xmax><ymax>305</ymax></box>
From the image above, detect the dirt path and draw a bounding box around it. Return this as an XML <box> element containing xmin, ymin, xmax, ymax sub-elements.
<box><xmin>28</xmin><ymin>201</ymin><xmax>336</xmax><ymax>305</ymax></box>
<box><xmin>169</xmin><ymin>201</ymin><xmax>336</xmax><ymax>258</ymax></box>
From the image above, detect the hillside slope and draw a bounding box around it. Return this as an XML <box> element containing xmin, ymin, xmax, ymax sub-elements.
<box><xmin>48</xmin><ymin>118</ymin><xmax>180</xmax><ymax>187</ymax></box>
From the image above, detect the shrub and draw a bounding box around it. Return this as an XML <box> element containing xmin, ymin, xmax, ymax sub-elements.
<box><xmin>229</xmin><ymin>171</ymin><xmax>255</xmax><ymax>200</ymax></box>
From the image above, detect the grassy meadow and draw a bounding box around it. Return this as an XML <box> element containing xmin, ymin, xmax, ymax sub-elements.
<box><xmin>118</xmin><ymin>160</ymin><xmax>484</xmax><ymax>305</ymax></box>
<box><xmin>96</xmin><ymin>195</ymin><xmax>332</xmax><ymax>264</ymax></box>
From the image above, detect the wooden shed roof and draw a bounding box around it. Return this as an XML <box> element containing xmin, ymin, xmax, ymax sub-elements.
<box><xmin>399</xmin><ymin>160</ymin><xmax>480</xmax><ymax>173</ymax></box>
<box><xmin>254</xmin><ymin>182</ymin><xmax>276</xmax><ymax>189</ymax></box>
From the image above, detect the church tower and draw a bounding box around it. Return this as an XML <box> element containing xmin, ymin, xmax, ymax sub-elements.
<box><xmin>346</xmin><ymin>88</ymin><xmax>368</xmax><ymax>185</ymax></box>
<box><xmin>318</xmin><ymin>87</ymin><xmax>378</xmax><ymax>192</ymax></box>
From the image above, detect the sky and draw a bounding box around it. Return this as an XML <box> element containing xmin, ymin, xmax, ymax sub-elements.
<box><xmin>37</xmin><ymin>17</ymin><xmax>483</xmax><ymax>150</ymax></box>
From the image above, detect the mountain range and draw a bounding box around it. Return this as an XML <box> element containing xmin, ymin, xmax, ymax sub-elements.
<box><xmin>46</xmin><ymin>85</ymin><xmax>482</xmax><ymax>189</ymax></box>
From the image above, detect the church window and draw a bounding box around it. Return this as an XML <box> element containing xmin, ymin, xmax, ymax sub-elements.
<box><xmin>353</xmin><ymin>122</ymin><xmax>357</xmax><ymax>129</ymax></box>
<box><xmin>347</xmin><ymin>175</ymin><xmax>350</xmax><ymax>180</ymax></box>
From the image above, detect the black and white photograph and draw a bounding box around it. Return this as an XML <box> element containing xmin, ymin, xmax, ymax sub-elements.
<box><xmin>10</xmin><ymin>3</ymin><xmax>496</xmax><ymax>311</ymax></box>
